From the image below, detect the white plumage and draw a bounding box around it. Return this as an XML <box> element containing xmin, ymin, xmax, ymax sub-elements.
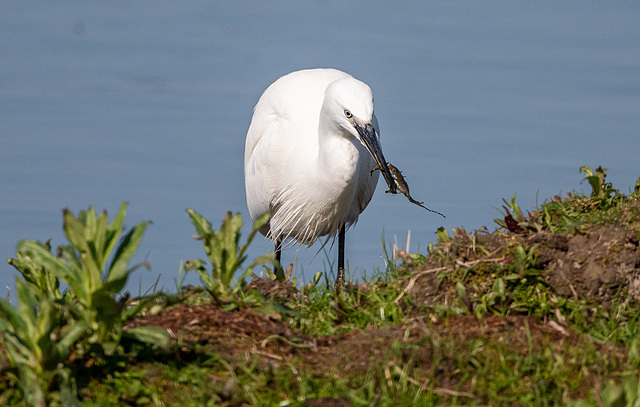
<box><xmin>244</xmin><ymin>68</ymin><xmax>395</xmax><ymax>276</ymax></box>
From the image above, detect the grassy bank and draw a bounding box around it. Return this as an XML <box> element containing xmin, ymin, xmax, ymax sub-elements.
<box><xmin>2</xmin><ymin>165</ymin><xmax>640</xmax><ymax>406</ymax></box>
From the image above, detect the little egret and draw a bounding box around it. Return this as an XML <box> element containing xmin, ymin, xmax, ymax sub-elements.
<box><xmin>244</xmin><ymin>68</ymin><xmax>396</xmax><ymax>286</ymax></box>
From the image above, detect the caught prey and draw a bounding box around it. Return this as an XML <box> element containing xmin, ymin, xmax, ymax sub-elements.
<box><xmin>375</xmin><ymin>162</ymin><xmax>445</xmax><ymax>218</ymax></box>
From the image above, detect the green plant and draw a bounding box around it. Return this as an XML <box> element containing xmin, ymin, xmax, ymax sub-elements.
<box><xmin>493</xmin><ymin>194</ymin><xmax>544</xmax><ymax>233</ymax></box>
<box><xmin>598</xmin><ymin>376</ymin><xmax>640</xmax><ymax>407</ymax></box>
<box><xmin>0</xmin><ymin>279</ymin><xmax>86</xmax><ymax>406</ymax></box>
<box><xmin>2</xmin><ymin>203</ymin><xmax>169</xmax><ymax>404</ymax></box>
<box><xmin>186</xmin><ymin>210</ymin><xmax>276</xmax><ymax>302</ymax></box>
<box><xmin>12</xmin><ymin>204</ymin><xmax>166</xmax><ymax>355</ymax></box>
<box><xmin>493</xmin><ymin>165</ymin><xmax>640</xmax><ymax>236</ymax></box>
<box><xmin>580</xmin><ymin>165</ymin><xmax>620</xmax><ymax>201</ymax></box>
<box><xmin>633</xmin><ymin>177</ymin><xmax>640</xmax><ymax>198</ymax></box>
<box><xmin>3</xmin><ymin>203</ymin><xmax>168</xmax><ymax>378</ymax></box>
<box><xmin>436</xmin><ymin>226</ymin><xmax>453</xmax><ymax>243</ymax></box>
<box><xmin>7</xmin><ymin>239</ymin><xmax>61</xmax><ymax>302</ymax></box>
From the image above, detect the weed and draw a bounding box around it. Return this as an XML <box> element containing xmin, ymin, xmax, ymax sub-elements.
<box><xmin>185</xmin><ymin>210</ymin><xmax>277</xmax><ymax>303</ymax></box>
<box><xmin>495</xmin><ymin>165</ymin><xmax>640</xmax><ymax>236</ymax></box>
<box><xmin>0</xmin><ymin>279</ymin><xmax>84</xmax><ymax>406</ymax></box>
<box><xmin>580</xmin><ymin>165</ymin><xmax>620</xmax><ymax>202</ymax></box>
<box><xmin>1</xmin><ymin>204</ymin><xmax>168</xmax><ymax>405</ymax></box>
<box><xmin>597</xmin><ymin>376</ymin><xmax>640</xmax><ymax>407</ymax></box>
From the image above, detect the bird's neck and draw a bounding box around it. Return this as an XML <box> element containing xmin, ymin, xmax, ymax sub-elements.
<box><xmin>316</xmin><ymin>124</ymin><xmax>360</xmax><ymax>195</ymax></box>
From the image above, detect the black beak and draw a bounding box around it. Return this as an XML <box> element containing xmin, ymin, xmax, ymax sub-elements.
<box><xmin>355</xmin><ymin>122</ymin><xmax>397</xmax><ymax>194</ymax></box>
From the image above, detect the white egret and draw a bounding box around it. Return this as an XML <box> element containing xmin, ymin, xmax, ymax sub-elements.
<box><xmin>244</xmin><ymin>68</ymin><xmax>396</xmax><ymax>286</ymax></box>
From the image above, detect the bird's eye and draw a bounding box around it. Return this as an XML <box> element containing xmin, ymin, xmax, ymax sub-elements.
<box><xmin>344</xmin><ymin>110</ymin><xmax>353</xmax><ymax>119</ymax></box>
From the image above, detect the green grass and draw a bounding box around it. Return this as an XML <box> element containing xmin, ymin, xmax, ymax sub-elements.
<box><xmin>2</xmin><ymin>165</ymin><xmax>640</xmax><ymax>406</ymax></box>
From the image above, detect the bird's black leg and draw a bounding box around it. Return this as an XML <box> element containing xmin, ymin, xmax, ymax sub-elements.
<box><xmin>273</xmin><ymin>238</ymin><xmax>286</xmax><ymax>280</ymax></box>
<box><xmin>336</xmin><ymin>225</ymin><xmax>346</xmax><ymax>289</ymax></box>
<box><xmin>275</xmin><ymin>238</ymin><xmax>282</xmax><ymax>265</ymax></box>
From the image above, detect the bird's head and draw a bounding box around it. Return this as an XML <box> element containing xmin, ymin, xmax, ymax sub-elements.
<box><xmin>324</xmin><ymin>77</ymin><xmax>397</xmax><ymax>194</ymax></box>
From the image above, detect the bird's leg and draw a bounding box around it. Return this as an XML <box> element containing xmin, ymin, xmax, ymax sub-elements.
<box><xmin>336</xmin><ymin>225</ymin><xmax>346</xmax><ymax>290</ymax></box>
<box><xmin>275</xmin><ymin>239</ymin><xmax>282</xmax><ymax>265</ymax></box>
<box><xmin>274</xmin><ymin>238</ymin><xmax>285</xmax><ymax>280</ymax></box>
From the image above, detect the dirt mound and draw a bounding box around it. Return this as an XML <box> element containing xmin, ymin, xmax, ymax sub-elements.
<box><xmin>534</xmin><ymin>224</ymin><xmax>640</xmax><ymax>301</ymax></box>
<box><xmin>403</xmin><ymin>223</ymin><xmax>640</xmax><ymax>309</ymax></box>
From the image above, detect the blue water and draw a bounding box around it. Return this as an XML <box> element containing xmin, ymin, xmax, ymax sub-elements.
<box><xmin>2</xmin><ymin>2</ymin><xmax>639</xmax><ymax>296</ymax></box>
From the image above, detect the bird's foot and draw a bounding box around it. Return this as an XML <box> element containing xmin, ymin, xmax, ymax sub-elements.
<box><xmin>335</xmin><ymin>268</ymin><xmax>345</xmax><ymax>292</ymax></box>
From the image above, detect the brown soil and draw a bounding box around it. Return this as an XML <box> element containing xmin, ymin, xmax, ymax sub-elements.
<box><xmin>535</xmin><ymin>225</ymin><xmax>640</xmax><ymax>300</ymax></box>
<box><xmin>128</xmin><ymin>302</ymin><xmax>605</xmax><ymax>368</ymax></box>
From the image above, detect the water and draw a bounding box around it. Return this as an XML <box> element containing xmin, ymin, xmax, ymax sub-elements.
<box><xmin>2</xmin><ymin>2</ymin><xmax>639</xmax><ymax>296</ymax></box>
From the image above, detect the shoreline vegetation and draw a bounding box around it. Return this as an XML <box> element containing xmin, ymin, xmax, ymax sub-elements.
<box><xmin>2</xmin><ymin>165</ymin><xmax>640</xmax><ymax>406</ymax></box>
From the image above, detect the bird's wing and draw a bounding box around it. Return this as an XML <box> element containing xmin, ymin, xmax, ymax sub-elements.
<box><xmin>245</xmin><ymin>69</ymin><xmax>340</xmax><ymax>221</ymax></box>
<box><xmin>244</xmin><ymin>107</ymin><xmax>280</xmax><ymax>222</ymax></box>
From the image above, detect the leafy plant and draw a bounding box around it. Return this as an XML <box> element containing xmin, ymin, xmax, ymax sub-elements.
<box><xmin>11</xmin><ymin>204</ymin><xmax>166</xmax><ymax>355</ymax></box>
<box><xmin>633</xmin><ymin>177</ymin><xmax>640</xmax><ymax>198</ymax></box>
<box><xmin>436</xmin><ymin>226</ymin><xmax>453</xmax><ymax>243</ymax></box>
<box><xmin>186</xmin><ymin>210</ymin><xmax>276</xmax><ymax>302</ymax></box>
<box><xmin>0</xmin><ymin>279</ymin><xmax>86</xmax><ymax>406</ymax></box>
<box><xmin>493</xmin><ymin>194</ymin><xmax>546</xmax><ymax>233</ymax></box>
<box><xmin>7</xmin><ymin>239</ymin><xmax>61</xmax><ymax>302</ymax></box>
<box><xmin>598</xmin><ymin>376</ymin><xmax>640</xmax><ymax>407</ymax></box>
<box><xmin>493</xmin><ymin>165</ymin><xmax>640</xmax><ymax>236</ymax></box>
<box><xmin>580</xmin><ymin>165</ymin><xmax>620</xmax><ymax>201</ymax></box>
<box><xmin>2</xmin><ymin>203</ymin><xmax>168</xmax><ymax>405</ymax></box>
